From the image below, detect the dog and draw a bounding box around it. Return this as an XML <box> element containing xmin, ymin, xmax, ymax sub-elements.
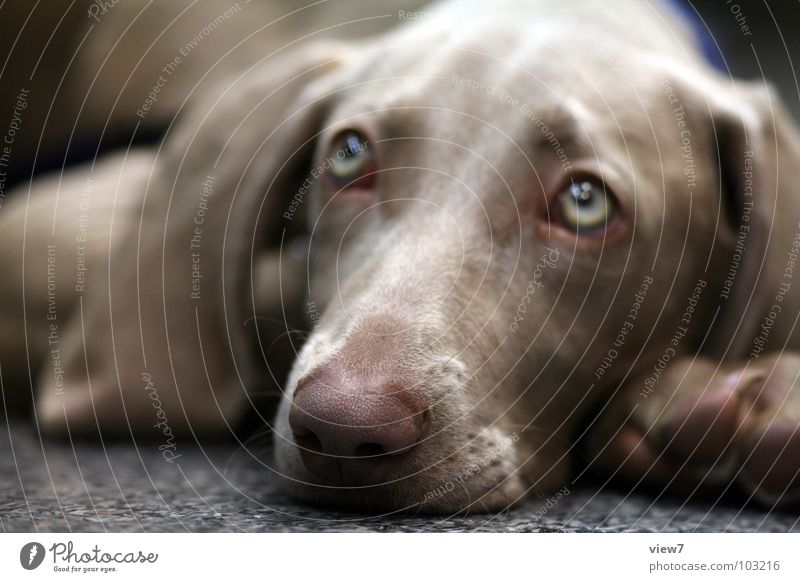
<box><xmin>1</xmin><ymin>0</ymin><xmax>799</xmax><ymax>514</ymax></box>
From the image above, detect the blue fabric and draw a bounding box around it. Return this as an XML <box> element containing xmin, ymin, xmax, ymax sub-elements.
<box><xmin>664</xmin><ymin>0</ymin><xmax>726</xmax><ymax>70</ymax></box>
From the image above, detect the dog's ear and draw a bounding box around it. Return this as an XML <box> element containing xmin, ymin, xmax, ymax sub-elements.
<box><xmin>698</xmin><ymin>76</ymin><xmax>800</xmax><ymax>359</ymax></box>
<box><xmin>36</xmin><ymin>42</ymin><xmax>355</xmax><ymax>435</ymax></box>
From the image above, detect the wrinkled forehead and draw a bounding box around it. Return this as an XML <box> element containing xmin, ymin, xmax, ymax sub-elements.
<box><xmin>343</xmin><ymin>5</ymin><xmax>682</xmax><ymax>109</ymax></box>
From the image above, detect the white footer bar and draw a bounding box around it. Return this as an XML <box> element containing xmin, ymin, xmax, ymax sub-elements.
<box><xmin>0</xmin><ymin>533</ymin><xmax>796</xmax><ymax>580</ymax></box>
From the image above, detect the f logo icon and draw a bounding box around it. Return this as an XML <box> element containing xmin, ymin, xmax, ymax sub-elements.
<box><xmin>20</xmin><ymin>542</ymin><xmax>46</xmax><ymax>570</ymax></box>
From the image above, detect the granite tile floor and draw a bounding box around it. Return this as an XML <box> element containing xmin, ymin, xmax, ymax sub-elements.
<box><xmin>1</xmin><ymin>422</ymin><xmax>797</xmax><ymax>532</ymax></box>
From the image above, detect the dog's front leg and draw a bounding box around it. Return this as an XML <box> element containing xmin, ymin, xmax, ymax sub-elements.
<box><xmin>584</xmin><ymin>354</ymin><xmax>800</xmax><ymax>506</ymax></box>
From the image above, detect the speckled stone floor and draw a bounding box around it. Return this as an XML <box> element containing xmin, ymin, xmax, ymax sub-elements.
<box><xmin>1</xmin><ymin>422</ymin><xmax>797</xmax><ymax>532</ymax></box>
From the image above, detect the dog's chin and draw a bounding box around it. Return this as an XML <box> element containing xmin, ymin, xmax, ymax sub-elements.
<box><xmin>284</xmin><ymin>480</ymin><xmax>528</xmax><ymax>515</ymax></box>
<box><xmin>272</xmin><ymin>421</ymin><xmax>534</xmax><ymax>514</ymax></box>
<box><xmin>273</xmin><ymin>459</ymin><xmax>529</xmax><ymax>514</ymax></box>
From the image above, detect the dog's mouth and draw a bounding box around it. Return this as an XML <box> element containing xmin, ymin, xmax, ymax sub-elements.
<box><xmin>274</xmin><ymin>388</ymin><xmax>530</xmax><ymax>513</ymax></box>
<box><xmin>268</xmin><ymin>311</ymin><xmax>537</xmax><ymax>512</ymax></box>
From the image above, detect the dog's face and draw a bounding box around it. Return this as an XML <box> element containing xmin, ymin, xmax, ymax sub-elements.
<box><xmin>270</xmin><ymin>16</ymin><xmax>756</xmax><ymax>512</ymax></box>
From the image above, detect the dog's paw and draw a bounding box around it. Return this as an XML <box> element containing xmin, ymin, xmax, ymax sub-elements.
<box><xmin>586</xmin><ymin>354</ymin><xmax>800</xmax><ymax>506</ymax></box>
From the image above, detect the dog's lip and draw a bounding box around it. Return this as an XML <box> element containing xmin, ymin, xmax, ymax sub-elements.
<box><xmin>281</xmin><ymin>433</ymin><xmax>518</xmax><ymax>496</ymax></box>
<box><xmin>277</xmin><ymin>425</ymin><xmax>527</xmax><ymax>511</ymax></box>
<box><xmin>294</xmin><ymin>451</ymin><xmax>417</xmax><ymax>487</ymax></box>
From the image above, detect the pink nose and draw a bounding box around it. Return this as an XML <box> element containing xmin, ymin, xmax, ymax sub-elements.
<box><xmin>288</xmin><ymin>366</ymin><xmax>430</xmax><ymax>485</ymax></box>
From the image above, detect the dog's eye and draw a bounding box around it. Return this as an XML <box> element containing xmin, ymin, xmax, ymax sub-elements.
<box><xmin>554</xmin><ymin>179</ymin><xmax>617</xmax><ymax>233</ymax></box>
<box><xmin>326</xmin><ymin>130</ymin><xmax>375</xmax><ymax>190</ymax></box>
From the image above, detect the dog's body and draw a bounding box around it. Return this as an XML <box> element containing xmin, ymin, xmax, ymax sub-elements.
<box><xmin>1</xmin><ymin>0</ymin><xmax>799</xmax><ymax>512</ymax></box>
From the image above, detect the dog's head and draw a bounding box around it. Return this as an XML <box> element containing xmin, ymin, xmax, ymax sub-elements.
<box><xmin>203</xmin><ymin>3</ymin><xmax>799</xmax><ymax>512</ymax></box>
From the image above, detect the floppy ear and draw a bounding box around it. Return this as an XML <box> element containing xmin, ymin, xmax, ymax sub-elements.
<box><xmin>36</xmin><ymin>42</ymin><xmax>355</xmax><ymax>436</ymax></box>
<box><xmin>699</xmin><ymin>76</ymin><xmax>800</xmax><ymax>359</ymax></box>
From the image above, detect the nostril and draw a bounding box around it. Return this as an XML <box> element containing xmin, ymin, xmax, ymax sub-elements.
<box><xmin>353</xmin><ymin>442</ymin><xmax>387</xmax><ymax>458</ymax></box>
<box><xmin>293</xmin><ymin>429</ymin><xmax>323</xmax><ymax>454</ymax></box>
<box><xmin>289</xmin><ymin>369</ymin><xmax>432</xmax><ymax>484</ymax></box>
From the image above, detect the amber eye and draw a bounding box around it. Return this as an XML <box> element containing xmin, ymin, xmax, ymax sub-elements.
<box><xmin>325</xmin><ymin>130</ymin><xmax>375</xmax><ymax>190</ymax></box>
<box><xmin>554</xmin><ymin>179</ymin><xmax>618</xmax><ymax>233</ymax></box>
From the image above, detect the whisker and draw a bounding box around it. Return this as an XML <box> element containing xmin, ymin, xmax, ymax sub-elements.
<box><xmin>242</xmin><ymin>314</ymin><xmax>288</xmax><ymax>328</ymax></box>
